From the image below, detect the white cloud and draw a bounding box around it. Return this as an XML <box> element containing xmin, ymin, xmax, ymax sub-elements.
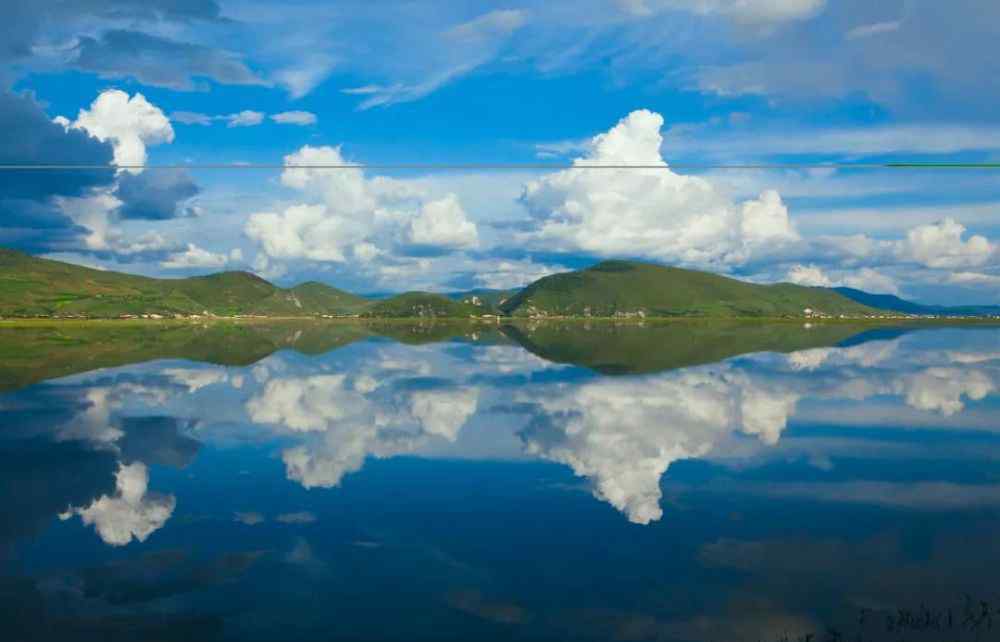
<box><xmin>246</xmin><ymin>145</ymin><xmax>477</xmax><ymax>266</ymax></box>
<box><xmin>64</xmin><ymin>462</ymin><xmax>175</xmax><ymax>546</ymax></box>
<box><xmin>845</xmin><ymin>19</ymin><xmax>902</xmax><ymax>40</ymax></box>
<box><xmin>948</xmin><ymin>271</ymin><xmax>1000</xmax><ymax>287</ymax></box>
<box><xmin>271</xmin><ymin>110</ymin><xmax>318</xmax><ymax>125</ymax></box>
<box><xmin>785</xmin><ymin>264</ymin><xmax>899</xmax><ymax>294</ymax></box>
<box><xmin>407</xmin><ymin>194</ymin><xmax>479</xmax><ymax>249</ymax></box>
<box><xmin>225</xmin><ymin>110</ymin><xmax>265</xmax><ymax>127</ymax></box>
<box><xmin>68</xmin><ymin>89</ymin><xmax>173</xmax><ymax>171</ymax></box>
<box><xmin>473</xmin><ymin>259</ymin><xmax>566</xmax><ymax>290</ymax></box>
<box><xmin>520</xmin><ymin>110</ymin><xmax>799</xmax><ymax>269</ymax></box>
<box><xmin>896</xmin><ymin>218</ymin><xmax>995</xmax><ymax>269</ymax></box>
<box><xmin>170</xmin><ymin>110</ymin><xmax>213</xmax><ymax>125</ymax></box>
<box><xmin>273</xmin><ymin>53</ymin><xmax>337</xmax><ymax>99</ymax></box>
<box><xmin>622</xmin><ymin>0</ymin><xmax>826</xmax><ymax>28</ymax></box>
<box><xmin>160</xmin><ymin>243</ymin><xmax>235</xmax><ymax>269</ymax></box>
<box><xmin>342</xmin><ymin>9</ymin><xmax>527</xmax><ymax>109</ymax></box>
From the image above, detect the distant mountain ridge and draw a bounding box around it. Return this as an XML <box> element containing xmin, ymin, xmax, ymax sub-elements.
<box><xmin>0</xmin><ymin>248</ymin><xmax>993</xmax><ymax>319</ymax></box>
<box><xmin>833</xmin><ymin>287</ymin><xmax>1000</xmax><ymax>317</ymax></box>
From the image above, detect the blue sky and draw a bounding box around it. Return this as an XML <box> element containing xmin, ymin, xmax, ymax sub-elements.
<box><xmin>3</xmin><ymin>0</ymin><xmax>1000</xmax><ymax>303</ymax></box>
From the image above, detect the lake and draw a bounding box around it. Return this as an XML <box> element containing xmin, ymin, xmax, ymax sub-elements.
<box><xmin>2</xmin><ymin>321</ymin><xmax>999</xmax><ymax>641</ymax></box>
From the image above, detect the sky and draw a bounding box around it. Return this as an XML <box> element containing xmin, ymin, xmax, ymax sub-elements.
<box><xmin>3</xmin><ymin>0</ymin><xmax>1000</xmax><ymax>303</ymax></box>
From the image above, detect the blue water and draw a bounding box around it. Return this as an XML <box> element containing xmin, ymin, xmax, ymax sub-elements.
<box><xmin>2</xmin><ymin>324</ymin><xmax>1000</xmax><ymax>641</ymax></box>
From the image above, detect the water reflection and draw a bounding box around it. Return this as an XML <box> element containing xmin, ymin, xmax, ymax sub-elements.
<box><xmin>2</xmin><ymin>322</ymin><xmax>999</xmax><ymax>640</ymax></box>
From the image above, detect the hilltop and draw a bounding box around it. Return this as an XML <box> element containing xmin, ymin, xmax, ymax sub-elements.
<box><xmin>499</xmin><ymin>260</ymin><xmax>874</xmax><ymax>318</ymax></box>
<box><xmin>0</xmin><ymin>249</ymin><xmax>366</xmax><ymax>318</ymax></box>
<box><xmin>361</xmin><ymin>292</ymin><xmax>485</xmax><ymax>318</ymax></box>
<box><xmin>2</xmin><ymin>249</ymin><xmax>992</xmax><ymax>320</ymax></box>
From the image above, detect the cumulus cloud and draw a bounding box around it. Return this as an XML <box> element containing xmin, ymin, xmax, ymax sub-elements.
<box><xmin>246</xmin><ymin>145</ymin><xmax>478</xmax><ymax>267</ymax></box>
<box><xmin>3</xmin><ymin>89</ymin><xmax>201</xmax><ymax>260</ymax></box>
<box><xmin>0</xmin><ymin>91</ymin><xmax>115</xmax><ymax>252</ymax></box>
<box><xmin>407</xmin><ymin>194</ymin><xmax>479</xmax><ymax>250</ymax></box>
<box><xmin>473</xmin><ymin>259</ymin><xmax>566</xmax><ymax>290</ymax></box>
<box><xmin>63</xmin><ymin>462</ymin><xmax>175</xmax><ymax>546</ymax></box>
<box><xmin>160</xmin><ymin>244</ymin><xmax>235</xmax><ymax>269</ymax></box>
<box><xmin>785</xmin><ymin>264</ymin><xmax>899</xmax><ymax>294</ymax></box>
<box><xmin>896</xmin><ymin>218</ymin><xmax>995</xmax><ymax>269</ymax></box>
<box><xmin>520</xmin><ymin>110</ymin><xmax>799</xmax><ymax>269</ymax></box>
<box><xmin>67</xmin><ymin>89</ymin><xmax>174</xmax><ymax>170</ymax></box>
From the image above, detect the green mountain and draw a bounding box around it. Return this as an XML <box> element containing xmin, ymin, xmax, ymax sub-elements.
<box><xmin>0</xmin><ymin>249</ymin><xmax>367</xmax><ymax>318</ymax></box>
<box><xmin>445</xmin><ymin>288</ymin><xmax>518</xmax><ymax>311</ymax></box>
<box><xmin>500</xmin><ymin>260</ymin><xmax>875</xmax><ymax>318</ymax></box>
<box><xmin>361</xmin><ymin>292</ymin><xmax>486</xmax><ymax>318</ymax></box>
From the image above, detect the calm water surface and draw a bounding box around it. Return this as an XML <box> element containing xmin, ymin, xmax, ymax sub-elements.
<box><xmin>2</xmin><ymin>322</ymin><xmax>1000</xmax><ymax>641</ymax></box>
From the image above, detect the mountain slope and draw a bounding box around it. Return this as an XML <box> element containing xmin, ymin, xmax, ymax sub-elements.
<box><xmin>833</xmin><ymin>287</ymin><xmax>1000</xmax><ymax>317</ymax></box>
<box><xmin>501</xmin><ymin>260</ymin><xmax>875</xmax><ymax>318</ymax></box>
<box><xmin>361</xmin><ymin>292</ymin><xmax>485</xmax><ymax>318</ymax></box>
<box><xmin>0</xmin><ymin>248</ymin><xmax>369</xmax><ymax>317</ymax></box>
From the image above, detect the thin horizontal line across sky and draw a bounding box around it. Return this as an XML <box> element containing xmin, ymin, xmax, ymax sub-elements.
<box><xmin>0</xmin><ymin>162</ymin><xmax>998</xmax><ymax>170</ymax></box>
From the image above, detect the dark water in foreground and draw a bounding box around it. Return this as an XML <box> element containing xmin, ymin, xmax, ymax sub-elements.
<box><xmin>2</xmin><ymin>322</ymin><xmax>1000</xmax><ymax>641</ymax></box>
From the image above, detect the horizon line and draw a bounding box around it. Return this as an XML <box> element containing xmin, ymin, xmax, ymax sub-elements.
<box><xmin>0</xmin><ymin>162</ymin><xmax>999</xmax><ymax>171</ymax></box>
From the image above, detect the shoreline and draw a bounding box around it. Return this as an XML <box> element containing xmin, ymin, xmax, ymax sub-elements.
<box><xmin>1</xmin><ymin>315</ymin><xmax>999</xmax><ymax>328</ymax></box>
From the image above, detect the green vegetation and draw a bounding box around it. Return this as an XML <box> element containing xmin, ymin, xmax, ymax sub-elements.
<box><xmin>0</xmin><ymin>320</ymin><xmax>371</xmax><ymax>392</ymax></box>
<box><xmin>0</xmin><ymin>249</ymin><xmax>367</xmax><ymax>318</ymax></box>
<box><xmin>0</xmin><ymin>316</ymin><xmax>945</xmax><ymax>393</ymax></box>
<box><xmin>502</xmin><ymin>320</ymin><xmax>871</xmax><ymax>374</ymax></box>
<box><xmin>446</xmin><ymin>288</ymin><xmax>518</xmax><ymax>311</ymax></box>
<box><xmin>361</xmin><ymin>292</ymin><xmax>488</xmax><ymax>318</ymax></box>
<box><xmin>3</xmin><ymin>249</ymin><xmax>987</xmax><ymax>322</ymax></box>
<box><xmin>500</xmin><ymin>260</ymin><xmax>876</xmax><ymax>318</ymax></box>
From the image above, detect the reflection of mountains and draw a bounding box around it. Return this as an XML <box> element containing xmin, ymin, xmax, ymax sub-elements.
<box><xmin>0</xmin><ymin>319</ymin><xmax>909</xmax><ymax>392</ymax></box>
<box><xmin>501</xmin><ymin>321</ymin><xmax>876</xmax><ymax>374</ymax></box>
<box><xmin>0</xmin><ymin>322</ymin><xmax>371</xmax><ymax>392</ymax></box>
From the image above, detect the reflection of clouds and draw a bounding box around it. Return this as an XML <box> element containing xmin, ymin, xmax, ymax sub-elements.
<box><xmin>61</xmin><ymin>462</ymin><xmax>175</xmax><ymax>546</ymax></box>
<box><xmin>246</xmin><ymin>371</ymin><xmax>479</xmax><ymax>489</ymax></box>
<box><xmin>409</xmin><ymin>389</ymin><xmax>479</xmax><ymax>440</ymax></box>
<box><xmin>162</xmin><ymin>367</ymin><xmax>229</xmax><ymax>392</ymax></box>
<box><xmin>894</xmin><ymin>367</ymin><xmax>994</xmax><ymax>416</ymax></box>
<box><xmin>785</xmin><ymin>339</ymin><xmax>899</xmax><ymax>371</ymax></box>
<box><xmin>473</xmin><ymin>345</ymin><xmax>558</xmax><ymax>374</ymax></box>
<box><xmin>518</xmin><ymin>369</ymin><xmax>797</xmax><ymax>524</ymax></box>
<box><xmin>774</xmin><ymin>338</ymin><xmax>1000</xmax><ymax>418</ymax></box>
<box><xmin>247</xmin><ymin>375</ymin><xmax>354</xmax><ymax>432</ymax></box>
